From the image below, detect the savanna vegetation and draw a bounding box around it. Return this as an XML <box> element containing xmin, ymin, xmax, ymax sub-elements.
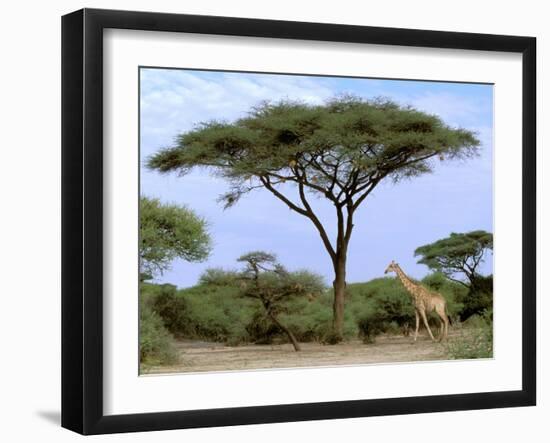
<box><xmin>148</xmin><ymin>96</ymin><xmax>480</xmax><ymax>341</ymax></box>
<box><xmin>139</xmin><ymin>253</ymin><xmax>493</xmax><ymax>368</ymax></box>
<box><xmin>139</xmin><ymin>96</ymin><xmax>493</xmax><ymax>371</ymax></box>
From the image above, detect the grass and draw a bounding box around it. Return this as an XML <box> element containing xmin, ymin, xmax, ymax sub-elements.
<box><xmin>444</xmin><ymin>312</ymin><xmax>493</xmax><ymax>359</ymax></box>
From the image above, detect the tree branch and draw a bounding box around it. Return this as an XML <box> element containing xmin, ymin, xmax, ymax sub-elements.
<box><xmin>344</xmin><ymin>204</ymin><xmax>355</xmax><ymax>245</ymax></box>
<box><xmin>312</xmin><ymin>154</ymin><xmax>344</xmax><ymax>193</ymax></box>
<box><xmin>352</xmin><ymin>176</ymin><xmax>383</xmax><ymax>211</ymax></box>
<box><xmin>384</xmin><ymin>151</ymin><xmax>439</xmax><ymax>172</ymax></box>
<box><xmin>259</xmin><ymin>175</ymin><xmax>337</xmax><ymax>262</ymax></box>
<box><xmin>297</xmin><ymin>181</ymin><xmax>337</xmax><ymax>262</ymax></box>
<box><xmin>259</xmin><ymin>176</ymin><xmax>309</xmax><ymax>216</ymax></box>
<box><xmin>266</xmin><ymin>170</ymin><xmax>329</xmax><ymax>196</ymax></box>
<box><xmin>444</xmin><ymin>275</ymin><xmax>470</xmax><ymax>288</ymax></box>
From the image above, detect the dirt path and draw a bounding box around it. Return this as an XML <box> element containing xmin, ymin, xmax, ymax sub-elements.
<box><xmin>142</xmin><ymin>332</ymin><xmax>458</xmax><ymax>375</ymax></box>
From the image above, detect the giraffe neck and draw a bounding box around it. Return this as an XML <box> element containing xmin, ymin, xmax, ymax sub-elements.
<box><xmin>394</xmin><ymin>265</ymin><xmax>419</xmax><ymax>297</ymax></box>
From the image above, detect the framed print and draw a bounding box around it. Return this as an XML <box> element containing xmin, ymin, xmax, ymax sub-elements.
<box><xmin>61</xmin><ymin>8</ymin><xmax>536</xmax><ymax>435</ymax></box>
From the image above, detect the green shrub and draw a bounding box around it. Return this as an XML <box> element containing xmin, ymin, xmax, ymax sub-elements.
<box><xmin>349</xmin><ymin>278</ymin><xmax>415</xmax><ymax>342</ymax></box>
<box><xmin>445</xmin><ymin>327</ymin><xmax>493</xmax><ymax>359</ymax></box>
<box><xmin>282</xmin><ymin>292</ymin><xmax>331</xmax><ymax>342</ymax></box>
<box><xmin>245</xmin><ymin>310</ymin><xmax>282</xmax><ymax>344</ymax></box>
<box><xmin>140</xmin><ymin>271</ymin><xmax>469</xmax><ymax>349</ymax></box>
<box><xmin>280</xmin><ymin>291</ymin><xmax>357</xmax><ymax>343</ymax></box>
<box><xmin>446</xmin><ymin>310</ymin><xmax>493</xmax><ymax>359</ymax></box>
<box><xmin>459</xmin><ymin>276</ymin><xmax>493</xmax><ymax>321</ymax></box>
<box><xmin>356</xmin><ymin>316</ymin><xmax>385</xmax><ymax>343</ymax></box>
<box><xmin>198</xmin><ymin>268</ymin><xmax>240</xmax><ymax>286</ymax></box>
<box><xmin>141</xmin><ymin>283</ymin><xmax>192</xmax><ymax>337</ymax></box>
<box><xmin>463</xmin><ymin>312</ymin><xmax>489</xmax><ymax>328</ymax></box>
<box><xmin>139</xmin><ymin>301</ymin><xmax>178</xmax><ymax>366</ymax></box>
<box><xmin>179</xmin><ymin>284</ymin><xmax>255</xmax><ymax>344</ymax></box>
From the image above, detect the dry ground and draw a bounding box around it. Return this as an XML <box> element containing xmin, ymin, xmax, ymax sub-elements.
<box><xmin>142</xmin><ymin>331</ymin><xmax>461</xmax><ymax>375</ymax></box>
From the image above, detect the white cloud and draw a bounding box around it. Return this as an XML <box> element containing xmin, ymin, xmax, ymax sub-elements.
<box><xmin>140</xmin><ymin>69</ymin><xmax>335</xmax><ymax>159</ymax></box>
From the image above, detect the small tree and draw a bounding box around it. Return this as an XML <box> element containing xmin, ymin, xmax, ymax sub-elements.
<box><xmin>148</xmin><ymin>96</ymin><xmax>479</xmax><ymax>340</ymax></box>
<box><xmin>237</xmin><ymin>251</ymin><xmax>325</xmax><ymax>351</ymax></box>
<box><xmin>414</xmin><ymin>231</ymin><xmax>493</xmax><ymax>289</ymax></box>
<box><xmin>140</xmin><ymin>196</ymin><xmax>211</xmax><ymax>278</ymax></box>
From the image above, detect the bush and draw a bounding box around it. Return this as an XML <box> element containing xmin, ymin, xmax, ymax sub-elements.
<box><xmin>140</xmin><ymin>271</ymin><xmax>468</xmax><ymax>349</ymax></box>
<box><xmin>349</xmin><ymin>278</ymin><xmax>415</xmax><ymax>342</ymax></box>
<box><xmin>280</xmin><ymin>291</ymin><xmax>357</xmax><ymax>343</ymax></box>
<box><xmin>280</xmin><ymin>292</ymin><xmax>331</xmax><ymax>342</ymax></box>
<box><xmin>245</xmin><ymin>310</ymin><xmax>282</xmax><ymax>344</ymax></box>
<box><xmin>194</xmin><ymin>264</ymin><xmax>328</xmax><ymax>346</ymax></box>
<box><xmin>179</xmin><ymin>284</ymin><xmax>255</xmax><ymax>345</ymax></box>
<box><xmin>198</xmin><ymin>268</ymin><xmax>240</xmax><ymax>286</ymax></box>
<box><xmin>141</xmin><ymin>283</ymin><xmax>192</xmax><ymax>337</ymax></box>
<box><xmin>459</xmin><ymin>275</ymin><xmax>493</xmax><ymax>320</ymax></box>
<box><xmin>445</xmin><ymin>326</ymin><xmax>493</xmax><ymax>359</ymax></box>
<box><xmin>139</xmin><ymin>301</ymin><xmax>178</xmax><ymax>366</ymax></box>
<box><xmin>446</xmin><ymin>310</ymin><xmax>493</xmax><ymax>359</ymax></box>
<box><xmin>463</xmin><ymin>311</ymin><xmax>491</xmax><ymax>328</ymax></box>
<box><xmin>356</xmin><ymin>315</ymin><xmax>385</xmax><ymax>343</ymax></box>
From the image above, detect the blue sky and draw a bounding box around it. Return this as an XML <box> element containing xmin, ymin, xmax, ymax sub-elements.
<box><xmin>140</xmin><ymin>68</ymin><xmax>493</xmax><ymax>288</ymax></box>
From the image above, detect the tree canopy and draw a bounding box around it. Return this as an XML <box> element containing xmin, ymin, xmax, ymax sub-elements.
<box><xmin>414</xmin><ymin>230</ymin><xmax>493</xmax><ymax>287</ymax></box>
<box><xmin>149</xmin><ymin>96</ymin><xmax>479</xmax><ymax>215</ymax></box>
<box><xmin>140</xmin><ymin>196</ymin><xmax>212</xmax><ymax>278</ymax></box>
<box><xmin>148</xmin><ymin>95</ymin><xmax>480</xmax><ymax>339</ymax></box>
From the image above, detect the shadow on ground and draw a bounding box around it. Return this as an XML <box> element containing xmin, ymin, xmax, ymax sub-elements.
<box><xmin>36</xmin><ymin>410</ymin><xmax>61</xmax><ymax>426</ymax></box>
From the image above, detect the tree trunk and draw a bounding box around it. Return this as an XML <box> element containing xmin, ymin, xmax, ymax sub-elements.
<box><xmin>331</xmin><ymin>254</ymin><xmax>347</xmax><ymax>342</ymax></box>
<box><xmin>269</xmin><ymin>313</ymin><xmax>301</xmax><ymax>352</ymax></box>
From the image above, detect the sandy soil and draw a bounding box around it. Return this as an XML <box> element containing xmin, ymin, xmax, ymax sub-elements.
<box><xmin>142</xmin><ymin>331</ymin><xmax>459</xmax><ymax>375</ymax></box>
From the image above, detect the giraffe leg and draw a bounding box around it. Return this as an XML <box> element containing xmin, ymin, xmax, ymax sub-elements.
<box><xmin>436</xmin><ymin>306</ymin><xmax>449</xmax><ymax>341</ymax></box>
<box><xmin>442</xmin><ymin>313</ymin><xmax>449</xmax><ymax>341</ymax></box>
<box><xmin>436</xmin><ymin>310</ymin><xmax>445</xmax><ymax>341</ymax></box>
<box><xmin>438</xmin><ymin>318</ymin><xmax>447</xmax><ymax>342</ymax></box>
<box><xmin>420</xmin><ymin>310</ymin><xmax>435</xmax><ymax>341</ymax></box>
<box><xmin>413</xmin><ymin>310</ymin><xmax>420</xmax><ymax>342</ymax></box>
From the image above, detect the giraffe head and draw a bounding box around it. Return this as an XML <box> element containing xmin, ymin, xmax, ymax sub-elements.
<box><xmin>384</xmin><ymin>260</ymin><xmax>398</xmax><ymax>275</ymax></box>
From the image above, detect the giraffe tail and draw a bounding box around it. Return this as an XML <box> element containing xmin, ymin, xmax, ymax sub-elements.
<box><xmin>447</xmin><ymin>311</ymin><xmax>453</xmax><ymax>326</ymax></box>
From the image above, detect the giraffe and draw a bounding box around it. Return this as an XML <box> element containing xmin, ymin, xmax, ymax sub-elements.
<box><xmin>384</xmin><ymin>260</ymin><xmax>450</xmax><ymax>342</ymax></box>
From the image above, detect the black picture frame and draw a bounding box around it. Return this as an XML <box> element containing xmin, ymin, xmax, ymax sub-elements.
<box><xmin>61</xmin><ymin>8</ymin><xmax>536</xmax><ymax>435</ymax></box>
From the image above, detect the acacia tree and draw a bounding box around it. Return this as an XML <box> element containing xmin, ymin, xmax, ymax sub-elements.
<box><xmin>140</xmin><ymin>196</ymin><xmax>211</xmax><ymax>279</ymax></box>
<box><xmin>148</xmin><ymin>96</ymin><xmax>479</xmax><ymax>340</ymax></box>
<box><xmin>237</xmin><ymin>251</ymin><xmax>324</xmax><ymax>351</ymax></box>
<box><xmin>414</xmin><ymin>230</ymin><xmax>493</xmax><ymax>288</ymax></box>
